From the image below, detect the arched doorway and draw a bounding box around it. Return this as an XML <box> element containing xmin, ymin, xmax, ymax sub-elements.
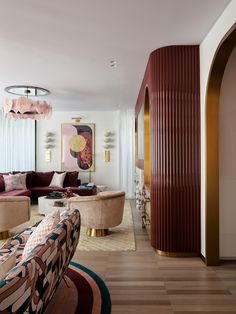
<box><xmin>206</xmin><ymin>23</ymin><xmax>236</xmax><ymax>265</ymax></box>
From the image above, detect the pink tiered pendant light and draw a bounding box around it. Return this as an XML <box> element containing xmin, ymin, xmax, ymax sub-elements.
<box><xmin>3</xmin><ymin>85</ymin><xmax>52</xmax><ymax>120</ymax></box>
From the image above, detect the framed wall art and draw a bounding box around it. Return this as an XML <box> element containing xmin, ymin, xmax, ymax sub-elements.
<box><xmin>61</xmin><ymin>123</ymin><xmax>95</xmax><ymax>172</ymax></box>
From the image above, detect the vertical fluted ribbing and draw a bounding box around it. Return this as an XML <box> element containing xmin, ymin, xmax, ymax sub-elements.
<box><xmin>135</xmin><ymin>46</ymin><xmax>200</xmax><ymax>253</ymax></box>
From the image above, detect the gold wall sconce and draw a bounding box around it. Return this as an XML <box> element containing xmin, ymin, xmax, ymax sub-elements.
<box><xmin>45</xmin><ymin>132</ymin><xmax>55</xmax><ymax>162</ymax></box>
<box><xmin>104</xmin><ymin>150</ymin><xmax>110</xmax><ymax>162</ymax></box>
<box><xmin>104</xmin><ymin>131</ymin><xmax>114</xmax><ymax>162</ymax></box>
<box><xmin>72</xmin><ymin>117</ymin><xmax>82</xmax><ymax>123</ymax></box>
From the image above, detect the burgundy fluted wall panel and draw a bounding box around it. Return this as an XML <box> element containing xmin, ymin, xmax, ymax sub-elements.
<box><xmin>136</xmin><ymin>46</ymin><xmax>200</xmax><ymax>253</ymax></box>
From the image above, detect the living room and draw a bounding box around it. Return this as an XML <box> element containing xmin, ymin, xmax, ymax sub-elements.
<box><xmin>1</xmin><ymin>1</ymin><xmax>236</xmax><ymax>313</ymax></box>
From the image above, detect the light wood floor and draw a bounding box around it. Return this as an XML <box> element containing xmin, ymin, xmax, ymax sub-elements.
<box><xmin>73</xmin><ymin>201</ymin><xmax>236</xmax><ymax>313</ymax></box>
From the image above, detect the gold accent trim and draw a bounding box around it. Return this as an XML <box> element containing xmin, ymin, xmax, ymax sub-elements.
<box><xmin>104</xmin><ymin>150</ymin><xmax>110</xmax><ymax>162</ymax></box>
<box><xmin>144</xmin><ymin>88</ymin><xmax>151</xmax><ymax>187</ymax></box>
<box><xmin>0</xmin><ymin>231</ymin><xmax>10</xmax><ymax>240</ymax></box>
<box><xmin>86</xmin><ymin>228</ymin><xmax>109</xmax><ymax>237</ymax></box>
<box><xmin>156</xmin><ymin>249</ymin><xmax>198</xmax><ymax>257</ymax></box>
<box><xmin>205</xmin><ymin>23</ymin><xmax>236</xmax><ymax>266</ymax></box>
<box><xmin>72</xmin><ymin>117</ymin><xmax>82</xmax><ymax>123</ymax></box>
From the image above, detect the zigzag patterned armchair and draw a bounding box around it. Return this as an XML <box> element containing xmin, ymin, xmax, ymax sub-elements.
<box><xmin>0</xmin><ymin>208</ymin><xmax>80</xmax><ymax>313</ymax></box>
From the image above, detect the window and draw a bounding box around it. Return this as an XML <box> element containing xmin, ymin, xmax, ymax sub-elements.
<box><xmin>0</xmin><ymin>112</ymin><xmax>35</xmax><ymax>171</ymax></box>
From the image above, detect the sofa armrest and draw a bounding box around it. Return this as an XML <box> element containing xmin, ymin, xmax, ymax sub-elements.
<box><xmin>0</xmin><ymin>209</ymin><xmax>81</xmax><ymax>313</ymax></box>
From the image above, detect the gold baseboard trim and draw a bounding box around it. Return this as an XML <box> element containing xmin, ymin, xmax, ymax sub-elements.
<box><xmin>87</xmin><ymin>228</ymin><xmax>109</xmax><ymax>237</ymax></box>
<box><xmin>0</xmin><ymin>231</ymin><xmax>10</xmax><ymax>240</ymax></box>
<box><xmin>156</xmin><ymin>250</ymin><xmax>199</xmax><ymax>257</ymax></box>
<box><xmin>200</xmin><ymin>253</ymin><xmax>206</xmax><ymax>263</ymax></box>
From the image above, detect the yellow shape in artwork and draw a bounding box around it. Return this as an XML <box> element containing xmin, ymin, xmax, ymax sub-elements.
<box><xmin>69</xmin><ymin>135</ymin><xmax>86</xmax><ymax>152</ymax></box>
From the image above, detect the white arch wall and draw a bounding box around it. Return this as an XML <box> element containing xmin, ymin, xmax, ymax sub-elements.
<box><xmin>200</xmin><ymin>0</ymin><xmax>236</xmax><ymax>257</ymax></box>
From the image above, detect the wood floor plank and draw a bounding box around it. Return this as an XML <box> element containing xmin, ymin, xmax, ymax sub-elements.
<box><xmin>72</xmin><ymin>200</ymin><xmax>236</xmax><ymax>313</ymax></box>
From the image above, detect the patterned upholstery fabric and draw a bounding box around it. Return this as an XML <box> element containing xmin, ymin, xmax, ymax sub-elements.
<box><xmin>0</xmin><ymin>251</ymin><xmax>16</xmax><ymax>280</ymax></box>
<box><xmin>22</xmin><ymin>209</ymin><xmax>60</xmax><ymax>259</ymax></box>
<box><xmin>0</xmin><ymin>209</ymin><xmax>80</xmax><ymax>313</ymax></box>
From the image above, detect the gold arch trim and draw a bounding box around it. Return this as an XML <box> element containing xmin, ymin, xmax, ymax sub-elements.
<box><xmin>205</xmin><ymin>23</ymin><xmax>236</xmax><ymax>266</ymax></box>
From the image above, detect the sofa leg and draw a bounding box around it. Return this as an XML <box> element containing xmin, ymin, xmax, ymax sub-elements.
<box><xmin>86</xmin><ymin>228</ymin><xmax>109</xmax><ymax>237</ymax></box>
<box><xmin>0</xmin><ymin>231</ymin><xmax>10</xmax><ymax>240</ymax></box>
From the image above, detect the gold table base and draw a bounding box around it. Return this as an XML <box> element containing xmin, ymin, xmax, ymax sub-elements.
<box><xmin>87</xmin><ymin>228</ymin><xmax>109</xmax><ymax>237</ymax></box>
<box><xmin>0</xmin><ymin>231</ymin><xmax>10</xmax><ymax>240</ymax></box>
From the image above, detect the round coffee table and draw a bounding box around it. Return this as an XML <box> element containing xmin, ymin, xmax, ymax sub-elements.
<box><xmin>38</xmin><ymin>195</ymin><xmax>76</xmax><ymax>215</ymax></box>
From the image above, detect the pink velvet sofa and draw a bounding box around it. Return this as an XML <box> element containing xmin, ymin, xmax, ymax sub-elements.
<box><xmin>0</xmin><ymin>171</ymin><xmax>81</xmax><ymax>200</ymax></box>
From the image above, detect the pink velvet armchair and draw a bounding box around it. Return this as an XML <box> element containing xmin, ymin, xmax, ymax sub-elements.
<box><xmin>68</xmin><ymin>191</ymin><xmax>125</xmax><ymax>237</ymax></box>
<box><xmin>0</xmin><ymin>196</ymin><xmax>31</xmax><ymax>239</ymax></box>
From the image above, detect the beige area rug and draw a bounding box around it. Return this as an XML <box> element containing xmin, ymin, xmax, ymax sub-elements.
<box><xmin>0</xmin><ymin>201</ymin><xmax>136</xmax><ymax>252</ymax></box>
<box><xmin>77</xmin><ymin>200</ymin><xmax>136</xmax><ymax>251</ymax></box>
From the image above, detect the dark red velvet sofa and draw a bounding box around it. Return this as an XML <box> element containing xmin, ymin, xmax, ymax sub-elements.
<box><xmin>0</xmin><ymin>171</ymin><xmax>82</xmax><ymax>200</ymax></box>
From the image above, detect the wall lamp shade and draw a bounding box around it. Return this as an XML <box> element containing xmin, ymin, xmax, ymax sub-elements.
<box><xmin>3</xmin><ymin>86</ymin><xmax>52</xmax><ymax>120</ymax></box>
<box><xmin>44</xmin><ymin>132</ymin><xmax>55</xmax><ymax>149</ymax></box>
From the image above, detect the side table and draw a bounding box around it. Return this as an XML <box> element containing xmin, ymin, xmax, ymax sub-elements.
<box><xmin>38</xmin><ymin>195</ymin><xmax>77</xmax><ymax>215</ymax></box>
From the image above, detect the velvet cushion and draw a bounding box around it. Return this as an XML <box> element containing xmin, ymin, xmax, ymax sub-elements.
<box><xmin>0</xmin><ymin>189</ymin><xmax>31</xmax><ymax>196</ymax></box>
<box><xmin>32</xmin><ymin>171</ymin><xmax>54</xmax><ymax>186</ymax></box>
<box><xmin>3</xmin><ymin>174</ymin><xmax>25</xmax><ymax>192</ymax></box>
<box><xmin>13</xmin><ymin>171</ymin><xmax>34</xmax><ymax>188</ymax></box>
<box><xmin>11</xmin><ymin>173</ymin><xmax>27</xmax><ymax>189</ymax></box>
<box><xmin>49</xmin><ymin>172</ymin><xmax>66</xmax><ymax>188</ymax></box>
<box><xmin>63</xmin><ymin>171</ymin><xmax>79</xmax><ymax>187</ymax></box>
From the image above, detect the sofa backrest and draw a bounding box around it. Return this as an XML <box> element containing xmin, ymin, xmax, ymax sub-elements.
<box><xmin>32</xmin><ymin>171</ymin><xmax>54</xmax><ymax>187</ymax></box>
<box><xmin>0</xmin><ymin>209</ymin><xmax>80</xmax><ymax>313</ymax></box>
<box><xmin>0</xmin><ymin>171</ymin><xmax>80</xmax><ymax>192</ymax></box>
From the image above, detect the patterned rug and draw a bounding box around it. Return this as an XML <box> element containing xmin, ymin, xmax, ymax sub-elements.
<box><xmin>0</xmin><ymin>201</ymin><xmax>136</xmax><ymax>251</ymax></box>
<box><xmin>45</xmin><ymin>261</ymin><xmax>111</xmax><ymax>314</ymax></box>
<box><xmin>77</xmin><ymin>200</ymin><xmax>136</xmax><ymax>251</ymax></box>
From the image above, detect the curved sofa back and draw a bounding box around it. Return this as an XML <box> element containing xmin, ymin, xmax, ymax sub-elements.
<box><xmin>0</xmin><ymin>209</ymin><xmax>80</xmax><ymax>313</ymax></box>
<box><xmin>68</xmin><ymin>191</ymin><xmax>125</xmax><ymax>229</ymax></box>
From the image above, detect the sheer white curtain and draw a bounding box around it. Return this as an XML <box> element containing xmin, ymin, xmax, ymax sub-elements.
<box><xmin>119</xmin><ymin>109</ymin><xmax>135</xmax><ymax>198</ymax></box>
<box><xmin>0</xmin><ymin>112</ymin><xmax>35</xmax><ymax>171</ymax></box>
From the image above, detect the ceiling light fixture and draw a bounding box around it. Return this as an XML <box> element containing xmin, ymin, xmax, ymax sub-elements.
<box><xmin>3</xmin><ymin>85</ymin><xmax>52</xmax><ymax>120</ymax></box>
<box><xmin>110</xmin><ymin>60</ymin><xmax>117</xmax><ymax>68</ymax></box>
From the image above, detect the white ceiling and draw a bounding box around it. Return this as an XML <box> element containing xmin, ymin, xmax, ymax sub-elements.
<box><xmin>0</xmin><ymin>0</ymin><xmax>231</xmax><ymax>111</ymax></box>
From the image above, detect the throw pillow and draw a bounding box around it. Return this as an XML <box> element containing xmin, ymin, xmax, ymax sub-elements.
<box><xmin>3</xmin><ymin>174</ymin><xmax>24</xmax><ymax>192</ymax></box>
<box><xmin>49</xmin><ymin>172</ymin><xmax>66</xmax><ymax>188</ymax></box>
<box><xmin>63</xmin><ymin>171</ymin><xmax>79</xmax><ymax>187</ymax></box>
<box><xmin>22</xmin><ymin>209</ymin><xmax>60</xmax><ymax>260</ymax></box>
<box><xmin>0</xmin><ymin>250</ymin><xmax>16</xmax><ymax>280</ymax></box>
<box><xmin>10</xmin><ymin>173</ymin><xmax>27</xmax><ymax>189</ymax></box>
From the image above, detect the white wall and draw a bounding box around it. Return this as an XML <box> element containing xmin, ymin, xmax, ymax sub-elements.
<box><xmin>200</xmin><ymin>0</ymin><xmax>236</xmax><ymax>256</ymax></box>
<box><xmin>36</xmin><ymin>111</ymin><xmax>120</xmax><ymax>190</ymax></box>
<box><xmin>219</xmin><ymin>47</ymin><xmax>236</xmax><ymax>258</ymax></box>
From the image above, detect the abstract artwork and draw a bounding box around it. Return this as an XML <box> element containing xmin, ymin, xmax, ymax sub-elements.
<box><xmin>61</xmin><ymin>123</ymin><xmax>95</xmax><ymax>171</ymax></box>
